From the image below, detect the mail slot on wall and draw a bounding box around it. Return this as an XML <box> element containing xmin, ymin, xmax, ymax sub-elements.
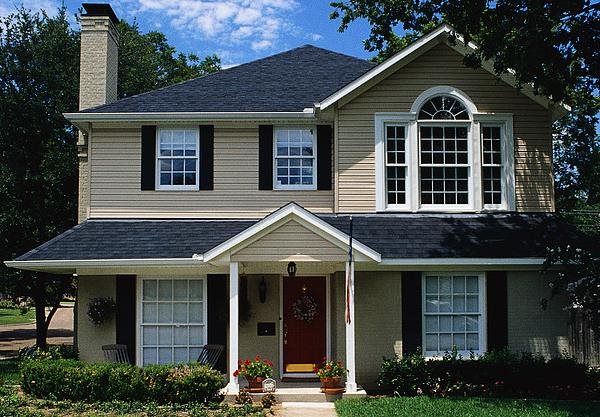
<box><xmin>257</xmin><ymin>322</ymin><xmax>276</xmax><ymax>336</ymax></box>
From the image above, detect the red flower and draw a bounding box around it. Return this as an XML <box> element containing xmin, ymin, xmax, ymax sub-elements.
<box><xmin>255</xmin><ymin>355</ymin><xmax>261</xmax><ymax>361</ymax></box>
<box><xmin>233</xmin><ymin>370</ymin><xmax>239</xmax><ymax>377</ymax></box>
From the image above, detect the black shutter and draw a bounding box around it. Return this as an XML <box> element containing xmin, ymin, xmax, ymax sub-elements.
<box><xmin>140</xmin><ymin>125</ymin><xmax>156</xmax><ymax>190</ymax></box>
<box><xmin>199</xmin><ymin>125</ymin><xmax>214</xmax><ymax>190</ymax></box>
<box><xmin>116</xmin><ymin>275</ymin><xmax>136</xmax><ymax>364</ymax></box>
<box><xmin>258</xmin><ymin>125</ymin><xmax>273</xmax><ymax>190</ymax></box>
<box><xmin>208</xmin><ymin>274</ymin><xmax>227</xmax><ymax>373</ymax></box>
<box><xmin>317</xmin><ymin>125</ymin><xmax>333</xmax><ymax>190</ymax></box>
<box><xmin>401</xmin><ymin>271</ymin><xmax>422</xmax><ymax>356</ymax></box>
<box><xmin>487</xmin><ymin>271</ymin><xmax>508</xmax><ymax>351</ymax></box>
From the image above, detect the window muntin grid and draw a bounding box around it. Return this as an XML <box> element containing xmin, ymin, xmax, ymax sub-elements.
<box><xmin>482</xmin><ymin>126</ymin><xmax>503</xmax><ymax>206</ymax></box>
<box><xmin>419</xmin><ymin>125</ymin><xmax>470</xmax><ymax>205</ymax></box>
<box><xmin>141</xmin><ymin>279</ymin><xmax>205</xmax><ymax>365</ymax></box>
<box><xmin>274</xmin><ymin>128</ymin><xmax>316</xmax><ymax>189</ymax></box>
<box><xmin>418</xmin><ymin>95</ymin><xmax>470</xmax><ymax>120</ymax></box>
<box><xmin>385</xmin><ymin>125</ymin><xmax>407</xmax><ymax>206</ymax></box>
<box><xmin>423</xmin><ymin>274</ymin><xmax>483</xmax><ymax>356</ymax></box>
<box><xmin>157</xmin><ymin>129</ymin><xmax>199</xmax><ymax>189</ymax></box>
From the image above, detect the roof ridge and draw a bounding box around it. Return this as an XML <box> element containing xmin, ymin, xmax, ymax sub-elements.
<box><xmin>81</xmin><ymin>45</ymin><xmax>373</xmax><ymax>113</ymax></box>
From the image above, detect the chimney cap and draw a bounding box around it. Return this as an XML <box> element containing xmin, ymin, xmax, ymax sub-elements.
<box><xmin>82</xmin><ymin>3</ymin><xmax>119</xmax><ymax>24</ymax></box>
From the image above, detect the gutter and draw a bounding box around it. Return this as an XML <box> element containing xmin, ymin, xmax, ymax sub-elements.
<box><xmin>4</xmin><ymin>257</ymin><xmax>204</xmax><ymax>272</ymax></box>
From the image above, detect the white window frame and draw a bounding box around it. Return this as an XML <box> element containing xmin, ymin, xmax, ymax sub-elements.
<box><xmin>421</xmin><ymin>272</ymin><xmax>487</xmax><ymax>358</ymax></box>
<box><xmin>156</xmin><ymin>127</ymin><xmax>200</xmax><ymax>191</ymax></box>
<box><xmin>473</xmin><ymin>113</ymin><xmax>515</xmax><ymax>211</ymax></box>
<box><xmin>136</xmin><ymin>276</ymin><xmax>208</xmax><ymax>367</ymax></box>
<box><xmin>374</xmin><ymin>86</ymin><xmax>515</xmax><ymax>212</ymax></box>
<box><xmin>273</xmin><ymin>126</ymin><xmax>317</xmax><ymax>191</ymax></box>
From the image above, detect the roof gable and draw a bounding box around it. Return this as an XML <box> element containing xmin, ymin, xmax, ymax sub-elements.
<box><xmin>80</xmin><ymin>45</ymin><xmax>375</xmax><ymax>114</ymax></box>
<box><xmin>317</xmin><ymin>24</ymin><xmax>567</xmax><ymax>119</ymax></box>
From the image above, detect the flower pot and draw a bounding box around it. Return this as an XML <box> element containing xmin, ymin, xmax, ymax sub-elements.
<box><xmin>320</xmin><ymin>376</ymin><xmax>345</xmax><ymax>394</ymax></box>
<box><xmin>245</xmin><ymin>376</ymin><xmax>265</xmax><ymax>393</ymax></box>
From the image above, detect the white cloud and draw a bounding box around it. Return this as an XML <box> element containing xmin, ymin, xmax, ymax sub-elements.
<box><xmin>0</xmin><ymin>0</ymin><xmax>61</xmax><ymax>18</ymax></box>
<box><xmin>134</xmin><ymin>0</ymin><xmax>298</xmax><ymax>52</ymax></box>
<box><xmin>307</xmin><ymin>32</ymin><xmax>322</xmax><ymax>41</ymax></box>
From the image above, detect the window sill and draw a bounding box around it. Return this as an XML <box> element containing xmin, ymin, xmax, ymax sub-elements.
<box><xmin>423</xmin><ymin>351</ymin><xmax>484</xmax><ymax>360</ymax></box>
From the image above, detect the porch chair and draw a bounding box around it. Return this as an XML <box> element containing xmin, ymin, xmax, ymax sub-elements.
<box><xmin>102</xmin><ymin>344</ymin><xmax>131</xmax><ymax>364</ymax></box>
<box><xmin>197</xmin><ymin>344</ymin><xmax>225</xmax><ymax>369</ymax></box>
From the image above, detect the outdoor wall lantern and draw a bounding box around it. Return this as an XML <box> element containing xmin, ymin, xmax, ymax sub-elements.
<box><xmin>259</xmin><ymin>276</ymin><xmax>267</xmax><ymax>303</ymax></box>
<box><xmin>287</xmin><ymin>262</ymin><xmax>297</xmax><ymax>278</ymax></box>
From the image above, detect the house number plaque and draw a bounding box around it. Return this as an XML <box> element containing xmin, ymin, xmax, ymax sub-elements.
<box><xmin>262</xmin><ymin>378</ymin><xmax>276</xmax><ymax>393</ymax></box>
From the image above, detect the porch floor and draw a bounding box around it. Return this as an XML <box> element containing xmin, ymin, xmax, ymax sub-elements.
<box><xmin>223</xmin><ymin>381</ymin><xmax>366</xmax><ymax>403</ymax></box>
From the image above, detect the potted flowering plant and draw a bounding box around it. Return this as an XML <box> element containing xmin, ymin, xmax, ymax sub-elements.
<box><xmin>233</xmin><ymin>355</ymin><xmax>273</xmax><ymax>392</ymax></box>
<box><xmin>314</xmin><ymin>359</ymin><xmax>347</xmax><ymax>393</ymax></box>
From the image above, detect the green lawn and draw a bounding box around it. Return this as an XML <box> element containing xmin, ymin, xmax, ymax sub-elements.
<box><xmin>335</xmin><ymin>396</ymin><xmax>600</xmax><ymax>417</ymax></box>
<box><xmin>0</xmin><ymin>307</ymin><xmax>35</xmax><ymax>325</ymax></box>
<box><xmin>0</xmin><ymin>359</ymin><xmax>21</xmax><ymax>385</ymax></box>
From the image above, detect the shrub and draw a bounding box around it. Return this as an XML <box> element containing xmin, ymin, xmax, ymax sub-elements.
<box><xmin>21</xmin><ymin>359</ymin><xmax>225</xmax><ymax>404</ymax></box>
<box><xmin>18</xmin><ymin>344</ymin><xmax>79</xmax><ymax>360</ymax></box>
<box><xmin>378</xmin><ymin>349</ymin><xmax>597</xmax><ymax>400</ymax></box>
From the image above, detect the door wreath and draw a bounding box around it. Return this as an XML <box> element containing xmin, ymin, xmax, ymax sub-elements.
<box><xmin>292</xmin><ymin>294</ymin><xmax>318</xmax><ymax>322</ymax></box>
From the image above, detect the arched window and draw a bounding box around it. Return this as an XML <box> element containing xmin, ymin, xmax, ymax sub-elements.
<box><xmin>418</xmin><ymin>95</ymin><xmax>470</xmax><ymax>120</ymax></box>
<box><xmin>417</xmin><ymin>95</ymin><xmax>471</xmax><ymax>206</ymax></box>
<box><xmin>375</xmin><ymin>86</ymin><xmax>514</xmax><ymax>212</ymax></box>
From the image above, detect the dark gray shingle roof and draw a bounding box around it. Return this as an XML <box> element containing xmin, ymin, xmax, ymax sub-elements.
<box><xmin>15</xmin><ymin>214</ymin><xmax>578</xmax><ymax>261</ymax></box>
<box><xmin>81</xmin><ymin>45</ymin><xmax>375</xmax><ymax>114</ymax></box>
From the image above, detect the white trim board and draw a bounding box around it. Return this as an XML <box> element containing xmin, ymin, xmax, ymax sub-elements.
<box><xmin>315</xmin><ymin>24</ymin><xmax>568</xmax><ymax>119</ymax></box>
<box><xmin>201</xmin><ymin>202</ymin><xmax>381</xmax><ymax>263</ymax></box>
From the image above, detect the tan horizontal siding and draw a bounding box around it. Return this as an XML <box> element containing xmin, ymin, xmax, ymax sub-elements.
<box><xmin>231</xmin><ymin>220</ymin><xmax>346</xmax><ymax>262</ymax></box>
<box><xmin>337</xmin><ymin>42</ymin><xmax>554</xmax><ymax>213</ymax></box>
<box><xmin>90</xmin><ymin>124</ymin><xmax>333</xmax><ymax>218</ymax></box>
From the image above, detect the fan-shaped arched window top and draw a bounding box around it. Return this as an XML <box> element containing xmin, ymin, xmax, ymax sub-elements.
<box><xmin>418</xmin><ymin>95</ymin><xmax>470</xmax><ymax>120</ymax></box>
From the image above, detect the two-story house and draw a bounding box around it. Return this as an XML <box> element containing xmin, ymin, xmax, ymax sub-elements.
<box><xmin>6</xmin><ymin>3</ymin><xmax>572</xmax><ymax>394</ymax></box>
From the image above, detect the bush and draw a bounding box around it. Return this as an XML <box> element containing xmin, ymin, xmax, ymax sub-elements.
<box><xmin>21</xmin><ymin>359</ymin><xmax>225</xmax><ymax>404</ymax></box>
<box><xmin>18</xmin><ymin>344</ymin><xmax>79</xmax><ymax>360</ymax></box>
<box><xmin>378</xmin><ymin>349</ymin><xmax>597</xmax><ymax>400</ymax></box>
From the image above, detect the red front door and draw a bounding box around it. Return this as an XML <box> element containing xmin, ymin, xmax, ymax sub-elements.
<box><xmin>283</xmin><ymin>276</ymin><xmax>326</xmax><ymax>374</ymax></box>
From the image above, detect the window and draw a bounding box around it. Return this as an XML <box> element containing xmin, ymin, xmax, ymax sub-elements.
<box><xmin>274</xmin><ymin>128</ymin><xmax>316</xmax><ymax>189</ymax></box>
<box><xmin>423</xmin><ymin>273</ymin><xmax>485</xmax><ymax>357</ymax></box>
<box><xmin>157</xmin><ymin>128</ymin><xmax>199</xmax><ymax>190</ymax></box>
<box><xmin>374</xmin><ymin>87</ymin><xmax>515</xmax><ymax>212</ymax></box>
<box><xmin>419</xmin><ymin>125</ymin><xmax>470</xmax><ymax>205</ymax></box>
<box><xmin>140</xmin><ymin>278</ymin><xmax>206</xmax><ymax>366</ymax></box>
<box><xmin>386</xmin><ymin>125</ymin><xmax>408</xmax><ymax>206</ymax></box>
<box><xmin>481</xmin><ymin>125</ymin><xmax>503</xmax><ymax>206</ymax></box>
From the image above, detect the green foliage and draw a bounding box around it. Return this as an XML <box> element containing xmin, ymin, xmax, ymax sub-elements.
<box><xmin>234</xmin><ymin>391</ymin><xmax>253</xmax><ymax>405</ymax></box>
<box><xmin>86</xmin><ymin>297</ymin><xmax>116</xmax><ymax>325</ymax></box>
<box><xmin>234</xmin><ymin>356</ymin><xmax>273</xmax><ymax>379</ymax></box>
<box><xmin>259</xmin><ymin>393</ymin><xmax>276</xmax><ymax>409</ymax></box>
<box><xmin>0</xmin><ymin>5</ymin><xmax>220</xmax><ymax>347</ymax></box>
<box><xmin>20</xmin><ymin>359</ymin><xmax>225</xmax><ymax>404</ymax></box>
<box><xmin>378</xmin><ymin>349</ymin><xmax>597</xmax><ymax>399</ymax></box>
<box><xmin>0</xmin><ymin>359</ymin><xmax>21</xmax><ymax>385</ymax></box>
<box><xmin>314</xmin><ymin>359</ymin><xmax>347</xmax><ymax>378</ymax></box>
<box><xmin>117</xmin><ymin>20</ymin><xmax>221</xmax><ymax>99</ymax></box>
<box><xmin>335</xmin><ymin>396</ymin><xmax>600</xmax><ymax>417</ymax></box>
<box><xmin>18</xmin><ymin>344</ymin><xmax>78</xmax><ymax>360</ymax></box>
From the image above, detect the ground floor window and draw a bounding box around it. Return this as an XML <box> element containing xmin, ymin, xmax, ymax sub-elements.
<box><xmin>140</xmin><ymin>278</ymin><xmax>206</xmax><ymax>365</ymax></box>
<box><xmin>422</xmin><ymin>272</ymin><xmax>485</xmax><ymax>357</ymax></box>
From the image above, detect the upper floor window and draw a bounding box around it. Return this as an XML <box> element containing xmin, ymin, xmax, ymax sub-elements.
<box><xmin>375</xmin><ymin>86</ymin><xmax>515</xmax><ymax>212</ymax></box>
<box><xmin>274</xmin><ymin>127</ymin><xmax>316</xmax><ymax>190</ymax></box>
<box><xmin>157</xmin><ymin>128</ymin><xmax>199</xmax><ymax>190</ymax></box>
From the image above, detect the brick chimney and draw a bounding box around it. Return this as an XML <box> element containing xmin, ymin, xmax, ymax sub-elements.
<box><xmin>79</xmin><ymin>3</ymin><xmax>119</xmax><ymax>110</ymax></box>
<box><xmin>77</xmin><ymin>3</ymin><xmax>119</xmax><ymax>221</ymax></box>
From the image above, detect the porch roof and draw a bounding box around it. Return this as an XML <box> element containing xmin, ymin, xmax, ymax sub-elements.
<box><xmin>7</xmin><ymin>211</ymin><xmax>577</xmax><ymax>265</ymax></box>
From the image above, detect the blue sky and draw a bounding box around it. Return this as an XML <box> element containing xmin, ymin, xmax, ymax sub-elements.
<box><xmin>0</xmin><ymin>0</ymin><xmax>377</xmax><ymax>66</ymax></box>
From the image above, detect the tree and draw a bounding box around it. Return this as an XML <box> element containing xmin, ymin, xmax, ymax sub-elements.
<box><xmin>330</xmin><ymin>0</ymin><xmax>600</xmax><ymax>208</ymax></box>
<box><xmin>0</xmin><ymin>6</ymin><xmax>220</xmax><ymax>348</ymax></box>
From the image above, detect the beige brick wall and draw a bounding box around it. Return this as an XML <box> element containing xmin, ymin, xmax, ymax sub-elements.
<box><xmin>237</xmin><ymin>275</ymin><xmax>281</xmax><ymax>377</ymax></box>
<box><xmin>507</xmin><ymin>271</ymin><xmax>569</xmax><ymax>357</ymax></box>
<box><xmin>331</xmin><ymin>271</ymin><xmax>403</xmax><ymax>388</ymax></box>
<box><xmin>76</xmin><ymin>275</ymin><xmax>116</xmax><ymax>362</ymax></box>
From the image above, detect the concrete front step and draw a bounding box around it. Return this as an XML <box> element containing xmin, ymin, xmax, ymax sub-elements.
<box><xmin>223</xmin><ymin>386</ymin><xmax>366</xmax><ymax>403</ymax></box>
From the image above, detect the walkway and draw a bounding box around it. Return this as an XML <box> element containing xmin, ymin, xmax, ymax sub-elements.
<box><xmin>276</xmin><ymin>402</ymin><xmax>337</xmax><ymax>417</ymax></box>
<box><xmin>0</xmin><ymin>305</ymin><xmax>74</xmax><ymax>358</ymax></box>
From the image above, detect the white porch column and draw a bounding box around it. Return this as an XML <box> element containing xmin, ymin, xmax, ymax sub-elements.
<box><xmin>226</xmin><ymin>262</ymin><xmax>239</xmax><ymax>393</ymax></box>
<box><xmin>345</xmin><ymin>260</ymin><xmax>357</xmax><ymax>393</ymax></box>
